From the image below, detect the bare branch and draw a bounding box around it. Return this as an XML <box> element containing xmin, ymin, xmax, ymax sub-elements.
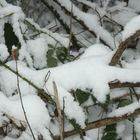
<box><xmin>13</xmin><ymin>48</ymin><xmax>35</xmax><ymax>140</ymax></box>
<box><xmin>52</xmin><ymin>0</ymin><xmax>114</xmax><ymax>49</ymax></box>
<box><xmin>109</xmin><ymin>81</ymin><xmax>140</xmax><ymax>89</ymax></box>
<box><xmin>54</xmin><ymin>108</ymin><xmax>140</xmax><ymax>140</ymax></box>
<box><xmin>110</xmin><ymin>29</ymin><xmax>140</xmax><ymax>66</ymax></box>
<box><xmin>0</xmin><ymin>60</ymin><xmax>55</xmax><ymax>105</ymax></box>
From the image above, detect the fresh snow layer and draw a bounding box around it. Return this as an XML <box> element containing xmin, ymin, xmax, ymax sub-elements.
<box><xmin>0</xmin><ymin>92</ymin><xmax>52</xmax><ymax>139</ymax></box>
<box><xmin>129</xmin><ymin>0</ymin><xmax>140</xmax><ymax>12</ymax></box>
<box><xmin>0</xmin><ymin>44</ymin><xmax>9</xmax><ymax>61</ymax></box>
<box><xmin>1</xmin><ymin>44</ymin><xmax>140</xmax><ymax>127</ymax></box>
<box><xmin>57</xmin><ymin>0</ymin><xmax>117</xmax><ymax>48</ymax></box>
<box><xmin>112</xmin><ymin>8</ymin><xmax>137</xmax><ymax>26</ymax></box>
<box><xmin>0</xmin><ymin>4</ymin><xmax>25</xmax><ymax>45</ymax></box>
<box><xmin>25</xmin><ymin>18</ymin><xmax>69</xmax><ymax>47</ymax></box>
<box><xmin>122</xmin><ymin>15</ymin><xmax>140</xmax><ymax>41</ymax></box>
<box><xmin>80</xmin><ymin>44</ymin><xmax>110</xmax><ymax>58</ymax></box>
<box><xmin>27</xmin><ymin>38</ymin><xmax>48</xmax><ymax>69</ymax></box>
<box><xmin>109</xmin><ymin>102</ymin><xmax>140</xmax><ymax>117</ymax></box>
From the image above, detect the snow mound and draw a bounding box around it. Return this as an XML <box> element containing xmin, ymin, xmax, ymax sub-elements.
<box><xmin>122</xmin><ymin>15</ymin><xmax>140</xmax><ymax>41</ymax></box>
<box><xmin>0</xmin><ymin>92</ymin><xmax>52</xmax><ymax>139</ymax></box>
<box><xmin>80</xmin><ymin>44</ymin><xmax>111</xmax><ymax>58</ymax></box>
<box><xmin>0</xmin><ymin>44</ymin><xmax>9</xmax><ymax>61</ymax></box>
<box><xmin>27</xmin><ymin>38</ymin><xmax>48</xmax><ymax>69</ymax></box>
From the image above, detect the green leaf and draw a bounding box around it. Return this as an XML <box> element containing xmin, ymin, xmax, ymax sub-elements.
<box><xmin>47</xmin><ymin>49</ymin><xmax>54</xmax><ymax>58</ymax></box>
<box><xmin>75</xmin><ymin>89</ymin><xmax>90</xmax><ymax>105</ymax></box>
<box><xmin>47</xmin><ymin>57</ymin><xmax>57</xmax><ymax>67</ymax></box>
<box><xmin>118</xmin><ymin>99</ymin><xmax>132</xmax><ymax>108</ymax></box>
<box><xmin>48</xmin><ymin>44</ymin><xmax>55</xmax><ymax>49</ymax></box>
<box><xmin>102</xmin><ymin>124</ymin><xmax>117</xmax><ymax>140</ymax></box>
<box><xmin>4</xmin><ymin>23</ymin><xmax>20</xmax><ymax>54</ymax></box>
<box><xmin>56</xmin><ymin>47</ymin><xmax>68</xmax><ymax>63</ymax></box>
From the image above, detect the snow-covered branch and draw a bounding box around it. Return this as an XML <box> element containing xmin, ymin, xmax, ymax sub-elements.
<box><xmin>110</xmin><ymin>15</ymin><xmax>140</xmax><ymax>66</ymax></box>
<box><xmin>55</xmin><ymin>107</ymin><xmax>140</xmax><ymax>139</ymax></box>
<box><xmin>52</xmin><ymin>0</ymin><xmax>117</xmax><ymax>49</ymax></box>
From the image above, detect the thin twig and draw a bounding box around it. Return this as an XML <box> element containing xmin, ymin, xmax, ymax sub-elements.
<box><xmin>25</xmin><ymin>18</ymin><xmax>65</xmax><ymax>48</ymax></box>
<box><xmin>54</xmin><ymin>107</ymin><xmax>140</xmax><ymax>139</ymax></box>
<box><xmin>0</xmin><ymin>60</ymin><xmax>55</xmax><ymax>105</ymax></box>
<box><xmin>68</xmin><ymin>2</ymin><xmax>73</xmax><ymax>48</ymax></box>
<box><xmin>14</xmin><ymin>49</ymin><xmax>36</xmax><ymax>140</ymax></box>
<box><xmin>110</xmin><ymin>29</ymin><xmax>140</xmax><ymax>66</ymax></box>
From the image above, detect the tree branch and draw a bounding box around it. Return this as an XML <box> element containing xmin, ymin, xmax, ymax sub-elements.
<box><xmin>0</xmin><ymin>60</ymin><xmax>55</xmax><ymax>105</ymax></box>
<box><xmin>109</xmin><ymin>81</ymin><xmax>140</xmax><ymax>89</ymax></box>
<box><xmin>54</xmin><ymin>108</ymin><xmax>140</xmax><ymax>140</ymax></box>
<box><xmin>41</xmin><ymin>0</ymin><xmax>80</xmax><ymax>50</ymax></box>
<box><xmin>52</xmin><ymin>0</ymin><xmax>114</xmax><ymax>49</ymax></box>
<box><xmin>109</xmin><ymin>29</ymin><xmax>140</xmax><ymax>66</ymax></box>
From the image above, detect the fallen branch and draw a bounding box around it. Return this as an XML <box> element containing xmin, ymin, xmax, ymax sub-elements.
<box><xmin>109</xmin><ymin>81</ymin><xmax>140</xmax><ymax>89</ymax></box>
<box><xmin>52</xmin><ymin>0</ymin><xmax>114</xmax><ymax>49</ymax></box>
<box><xmin>110</xmin><ymin>29</ymin><xmax>140</xmax><ymax>66</ymax></box>
<box><xmin>41</xmin><ymin>0</ymin><xmax>80</xmax><ymax>50</ymax></box>
<box><xmin>112</xmin><ymin>93</ymin><xmax>140</xmax><ymax>101</ymax></box>
<box><xmin>13</xmin><ymin>48</ymin><xmax>35</xmax><ymax>140</ymax></box>
<box><xmin>0</xmin><ymin>114</ymin><xmax>26</xmax><ymax>136</ymax></box>
<box><xmin>25</xmin><ymin>18</ymin><xmax>67</xmax><ymax>48</ymax></box>
<box><xmin>54</xmin><ymin>107</ymin><xmax>140</xmax><ymax>140</ymax></box>
<box><xmin>0</xmin><ymin>60</ymin><xmax>55</xmax><ymax>105</ymax></box>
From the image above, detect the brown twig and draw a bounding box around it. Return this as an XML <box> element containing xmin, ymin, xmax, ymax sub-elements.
<box><xmin>54</xmin><ymin>107</ymin><xmax>140</xmax><ymax>140</ymax></box>
<box><xmin>13</xmin><ymin>48</ymin><xmax>36</xmax><ymax>140</ymax></box>
<box><xmin>68</xmin><ymin>2</ymin><xmax>73</xmax><ymax>48</ymax></box>
<box><xmin>111</xmin><ymin>93</ymin><xmax>140</xmax><ymax>101</ymax></box>
<box><xmin>0</xmin><ymin>60</ymin><xmax>55</xmax><ymax>105</ymax></box>
<box><xmin>110</xmin><ymin>29</ymin><xmax>140</xmax><ymax>66</ymax></box>
<box><xmin>109</xmin><ymin>81</ymin><xmax>140</xmax><ymax>89</ymax></box>
<box><xmin>52</xmin><ymin>0</ymin><xmax>113</xmax><ymax>48</ymax></box>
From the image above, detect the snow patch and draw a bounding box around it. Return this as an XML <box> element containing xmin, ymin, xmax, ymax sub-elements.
<box><xmin>122</xmin><ymin>15</ymin><xmax>140</xmax><ymax>41</ymax></box>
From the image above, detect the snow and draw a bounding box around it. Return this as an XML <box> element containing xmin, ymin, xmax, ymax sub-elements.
<box><xmin>109</xmin><ymin>102</ymin><xmax>140</xmax><ymax>117</ymax></box>
<box><xmin>4</xmin><ymin>5</ymin><xmax>26</xmax><ymax>46</ymax></box>
<box><xmin>86</xmin><ymin>128</ymin><xmax>103</xmax><ymax>140</ymax></box>
<box><xmin>3</xmin><ymin>43</ymin><xmax>140</xmax><ymax>103</ymax></box>
<box><xmin>0</xmin><ymin>92</ymin><xmax>52</xmax><ymax>139</ymax></box>
<box><xmin>27</xmin><ymin>38</ymin><xmax>48</xmax><ymax>69</ymax></box>
<box><xmin>134</xmin><ymin>117</ymin><xmax>140</xmax><ymax>139</ymax></box>
<box><xmin>25</xmin><ymin>18</ymin><xmax>69</xmax><ymax>47</ymax></box>
<box><xmin>124</xmin><ymin>58</ymin><xmax>140</xmax><ymax>69</ymax></box>
<box><xmin>80</xmin><ymin>44</ymin><xmax>110</xmax><ymax>58</ymax></box>
<box><xmin>0</xmin><ymin>44</ymin><xmax>9</xmax><ymax>61</ymax></box>
<box><xmin>0</xmin><ymin>0</ymin><xmax>8</xmax><ymax>7</ymax></box>
<box><xmin>57</xmin><ymin>0</ymin><xmax>118</xmax><ymax>49</ymax></box>
<box><xmin>122</xmin><ymin>15</ymin><xmax>140</xmax><ymax>41</ymax></box>
<box><xmin>55</xmin><ymin>84</ymin><xmax>86</xmax><ymax>128</ymax></box>
<box><xmin>1</xmin><ymin>42</ymin><xmax>140</xmax><ymax>129</ymax></box>
<box><xmin>117</xmin><ymin>122</ymin><xmax>125</xmax><ymax>138</ymax></box>
<box><xmin>11</xmin><ymin>12</ymin><xmax>25</xmax><ymax>45</ymax></box>
<box><xmin>1</xmin><ymin>0</ymin><xmax>140</xmax><ymax>139</ymax></box>
<box><xmin>111</xmin><ymin>8</ymin><xmax>137</xmax><ymax>26</ymax></box>
<box><xmin>128</xmin><ymin>0</ymin><xmax>140</xmax><ymax>12</ymax></box>
<box><xmin>0</xmin><ymin>4</ymin><xmax>25</xmax><ymax>46</ymax></box>
<box><xmin>19</xmin><ymin>45</ymin><xmax>34</xmax><ymax>68</ymax></box>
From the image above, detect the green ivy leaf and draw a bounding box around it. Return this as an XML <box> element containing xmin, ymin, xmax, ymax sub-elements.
<box><xmin>47</xmin><ymin>49</ymin><xmax>54</xmax><ymax>58</ymax></box>
<box><xmin>75</xmin><ymin>89</ymin><xmax>90</xmax><ymax>105</ymax></box>
<box><xmin>47</xmin><ymin>57</ymin><xmax>57</xmax><ymax>67</ymax></box>
<box><xmin>118</xmin><ymin>99</ymin><xmax>132</xmax><ymax>108</ymax></box>
<box><xmin>56</xmin><ymin>47</ymin><xmax>68</xmax><ymax>63</ymax></box>
<box><xmin>102</xmin><ymin>124</ymin><xmax>117</xmax><ymax>140</ymax></box>
<box><xmin>48</xmin><ymin>44</ymin><xmax>55</xmax><ymax>49</ymax></box>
